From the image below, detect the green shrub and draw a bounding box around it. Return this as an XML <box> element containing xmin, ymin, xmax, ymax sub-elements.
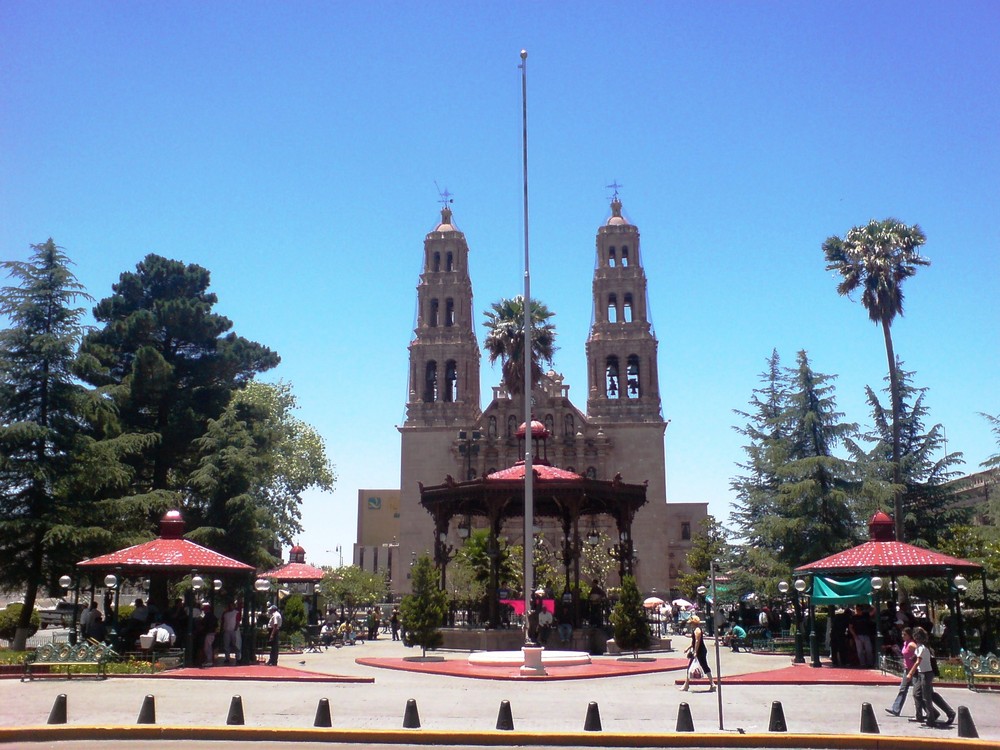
<box><xmin>610</xmin><ymin>576</ymin><xmax>651</xmax><ymax>658</ymax></box>
<box><xmin>282</xmin><ymin>595</ymin><xmax>307</xmax><ymax>633</ymax></box>
<box><xmin>0</xmin><ymin>604</ymin><xmax>39</xmax><ymax>642</ymax></box>
<box><xmin>116</xmin><ymin>604</ymin><xmax>135</xmax><ymax>621</ymax></box>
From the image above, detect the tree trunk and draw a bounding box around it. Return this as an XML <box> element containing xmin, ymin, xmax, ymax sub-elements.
<box><xmin>882</xmin><ymin>319</ymin><xmax>904</xmax><ymax>542</ymax></box>
<box><xmin>13</xmin><ymin>546</ymin><xmax>42</xmax><ymax>651</ymax></box>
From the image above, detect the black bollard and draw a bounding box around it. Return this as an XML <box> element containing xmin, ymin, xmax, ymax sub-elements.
<box><xmin>676</xmin><ymin>702</ymin><xmax>694</xmax><ymax>732</ymax></box>
<box><xmin>403</xmin><ymin>698</ymin><xmax>421</xmax><ymax>729</ymax></box>
<box><xmin>496</xmin><ymin>700</ymin><xmax>514</xmax><ymax>731</ymax></box>
<box><xmin>47</xmin><ymin>694</ymin><xmax>67</xmax><ymax>725</ymax></box>
<box><xmin>314</xmin><ymin>697</ymin><xmax>332</xmax><ymax>728</ymax></box>
<box><xmin>584</xmin><ymin>701</ymin><xmax>602</xmax><ymax>731</ymax></box>
<box><xmin>860</xmin><ymin>702</ymin><xmax>879</xmax><ymax>734</ymax></box>
<box><xmin>957</xmin><ymin>706</ymin><xmax>979</xmax><ymax>739</ymax></box>
<box><xmin>227</xmin><ymin>695</ymin><xmax>245</xmax><ymax>726</ymax></box>
<box><xmin>768</xmin><ymin>701</ymin><xmax>787</xmax><ymax>732</ymax></box>
<box><xmin>136</xmin><ymin>694</ymin><xmax>156</xmax><ymax>724</ymax></box>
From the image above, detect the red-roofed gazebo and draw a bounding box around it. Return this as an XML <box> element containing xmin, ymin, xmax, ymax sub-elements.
<box><xmin>419</xmin><ymin>422</ymin><xmax>648</xmax><ymax>631</ymax></box>
<box><xmin>76</xmin><ymin>510</ymin><xmax>256</xmax><ymax>665</ymax></box>
<box><xmin>795</xmin><ymin>511</ymin><xmax>991</xmax><ymax>657</ymax></box>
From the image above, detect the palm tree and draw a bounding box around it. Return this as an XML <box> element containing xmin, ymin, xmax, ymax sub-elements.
<box><xmin>482</xmin><ymin>296</ymin><xmax>556</xmax><ymax>394</ymax></box>
<box><xmin>822</xmin><ymin>218</ymin><xmax>929</xmax><ymax>542</ymax></box>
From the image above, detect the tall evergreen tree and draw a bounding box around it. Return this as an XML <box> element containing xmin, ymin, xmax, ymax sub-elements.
<box><xmin>78</xmin><ymin>254</ymin><xmax>279</xmax><ymax>501</ymax></box>
<box><xmin>755</xmin><ymin>351</ymin><xmax>859</xmax><ymax>567</ymax></box>
<box><xmin>847</xmin><ymin>365</ymin><xmax>967</xmax><ymax>547</ymax></box>
<box><xmin>730</xmin><ymin>350</ymin><xmax>788</xmax><ymax>546</ymax></box>
<box><xmin>0</xmin><ymin>242</ymin><xmax>150</xmax><ymax>648</ymax></box>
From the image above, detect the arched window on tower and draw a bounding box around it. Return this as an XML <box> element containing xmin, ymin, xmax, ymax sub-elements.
<box><xmin>623</xmin><ymin>293</ymin><xmax>633</xmax><ymax>323</ymax></box>
<box><xmin>626</xmin><ymin>354</ymin><xmax>640</xmax><ymax>399</ymax></box>
<box><xmin>446</xmin><ymin>252</ymin><xmax>454</xmax><ymax>272</ymax></box>
<box><xmin>621</xmin><ymin>246</ymin><xmax>629</xmax><ymax>267</ymax></box>
<box><xmin>445</xmin><ymin>298</ymin><xmax>455</xmax><ymax>327</ymax></box>
<box><xmin>444</xmin><ymin>360</ymin><xmax>458</xmax><ymax>402</ymax></box>
<box><xmin>608</xmin><ymin>247</ymin><xmax>616</xmax><ymax>268</ymax></box>
<box><xmin>433</xmin><ymin>252</ymin><xmax>441</xmax><ymax>272</ymax></box>
<box><xmin>605</xmin><ymin>356</ymin><xmax>620</xmax><ymax>399</ymax></box>
<box><xmin>424</xmin><ymin>361</ymin><xmax>438</xmax><ymax>402</ymax></box>
<box><xmin>429</xmin><ymin>299</ymin><xmax>439</xmax><ymax>327</ymax></box>
<box><xmin>607</xmin><ymin>294</ymin><xmax>618</xmax><ymax>323</ymax></box>
<box><xmin>563</xmin><ymin>413</ymin><xmax>574</xmax><ymax>437</ymax></box>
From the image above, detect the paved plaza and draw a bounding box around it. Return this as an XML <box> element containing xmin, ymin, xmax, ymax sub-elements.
<box><xmin>1</xmin><ymin>636</ymin><xmax>998</xmax><ymax>746</ymax></box>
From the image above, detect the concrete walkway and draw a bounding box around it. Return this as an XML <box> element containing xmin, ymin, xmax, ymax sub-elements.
<box><xmin>1</xmin><ymin>637</ymin><xmax>997</xmax><ymax>743</ymax></box>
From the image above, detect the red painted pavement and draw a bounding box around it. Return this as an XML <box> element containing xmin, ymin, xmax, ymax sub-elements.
<box><xmin>356</xmin><ymin>655</ymin><xmax>690</xmax><ymax>681</ymax></box>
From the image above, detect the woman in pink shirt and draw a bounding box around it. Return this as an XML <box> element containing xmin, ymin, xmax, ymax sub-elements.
<box><xmin>885</xmin><ymin>627</ymin><xmax>916</xmax><ymax>716</ymax></box>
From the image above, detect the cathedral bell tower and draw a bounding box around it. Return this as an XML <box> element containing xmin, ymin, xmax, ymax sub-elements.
<box><xmin>585</xmin><ymin>195</ymin><xmax>669</xmax><ymax>593</ymax></box>
<box><xmin>586</xmin><ymin>196</ymin><xmax>662</xmax><ymax>422</ymax></box>
<box><xmin>397</xmin><ymin>205</ymin><xmax>481</xmax><ymax>592</ymax></box>
<box><xmin>404</xmin><ymin>204</ymin><xmax>481</xmax><ymax>425</ymax></box>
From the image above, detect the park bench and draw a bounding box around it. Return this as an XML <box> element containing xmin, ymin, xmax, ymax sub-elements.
<box><xmin>22</xmin><ymin>640</ymin><xmax>115</xmax><ymax>681</ymax></box>
<box><xmin>744</xmin><ymin>626</ymin><xmax>775</xmax><ymax>652</ymax></box>
<box><xmin>960</xmin><ymin>649</ymin><xmax>1000</xmax><ymax>691</ymax></box>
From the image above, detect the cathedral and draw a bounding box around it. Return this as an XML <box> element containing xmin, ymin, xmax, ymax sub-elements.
<box><xmin>357</xmin><ymin>196</ymin><xmax>706</xmax><ymax>597</ymax></box>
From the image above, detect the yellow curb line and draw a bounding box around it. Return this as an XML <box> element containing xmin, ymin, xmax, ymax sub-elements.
<box><xmin>0</xmin><ymin>727</ymin><xmax>995</xmax><ymax>747</ymax></box>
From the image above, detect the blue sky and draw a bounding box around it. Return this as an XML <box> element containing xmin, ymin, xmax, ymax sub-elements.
<box><xmin>3</xmin><ymin>2</ymin><xmax>998</xmax><ymax>567</ymax></box>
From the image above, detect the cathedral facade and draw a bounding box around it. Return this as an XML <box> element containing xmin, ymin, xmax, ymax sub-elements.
<box><xmin>371</xmin><ymin>197</ymin><xmax>705</xmax><ymax>596</ymax></box>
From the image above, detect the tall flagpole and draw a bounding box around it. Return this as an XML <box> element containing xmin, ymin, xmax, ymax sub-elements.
<box><xmin>519</xmin><ymin>48</ymin><xmax>534</xmax><ymax>641</ymax></box>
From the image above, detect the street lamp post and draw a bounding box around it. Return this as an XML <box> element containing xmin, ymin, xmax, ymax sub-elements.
<box><xmin>457</xmin><ymin>430</ymin><xmax>481</xmax><ymax>480</ymax></box>
<box><xmin>793</xmin><ymin>579</ymin><xmax>807</xmax><ymax>663</ymax></box>
<box><xmin>59</xmin><ymin>574</ymin><xmax>79</xmax><ymax>645</ymax></box>
<box><xmin>952</xmin><ymin>574</ymin><xmax>968</xmax><ymax>655</ymax></box>
<box><xmin>871</xmin><ymin>576</ymin><xmax>884</xmax><ymax>668</ymax></box>
<box><xmin>253</xmin><ymin>577</ymin><xmax>270</xmax><ymax>664</ymax></box>
<box><xmin>800</xmin><ymin>576</ymin><xmax>820</xmax><ymax>668</ymax></box>
<box><xmin>104</xmin><ymin>573</ymin><xmax>120</xmax><ymax>648</ymax></box>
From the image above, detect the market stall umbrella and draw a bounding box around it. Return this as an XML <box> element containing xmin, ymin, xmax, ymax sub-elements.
<box><xmin>643</xmin><ymin>596</ymin><xmax>665</xmax><ymax>609</ymax></box>
<box><xmin>671</xmin><ymin>598</ymin><xmax>693</xmax><ymax>609</ymax></box>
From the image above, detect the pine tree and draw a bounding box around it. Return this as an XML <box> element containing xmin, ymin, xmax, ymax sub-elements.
<box><xmin>847</xmin><ymin>364</ymin><xmax>967</xmax><ymax>546</ymax></box>
<box><xmin>730</xmin><ymin>350</ymin><xmax>789</xmax><ymax>545</ymax></box>
<box><xmin>760</xmin><ymin>350</ymin><xmax>859</xmax><ymax>566</ymax></box>
<box><xmin>0</xmin><ymin>244</ymin><xmax>104</xmax><ymax>649</ymax></box>
<box><xmin>78</xmin><ymin>254</ymin><xmax>279</xmax><ymax>498</ymax></box>
<box><xmin>399</xmin><ymin>556</ymin><xmax>447</xmax><ymax>657</ymax></box>
<box><xmin>609</xmin><ymin>575</ymin><xmax>650</xmax><ymax>659</ymax></box>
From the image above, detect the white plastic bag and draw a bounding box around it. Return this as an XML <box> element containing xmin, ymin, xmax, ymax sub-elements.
<box><xmin>688</xmin><ymin>662</ymin><xmax>703</xmax><ymax>680</ymax></box>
